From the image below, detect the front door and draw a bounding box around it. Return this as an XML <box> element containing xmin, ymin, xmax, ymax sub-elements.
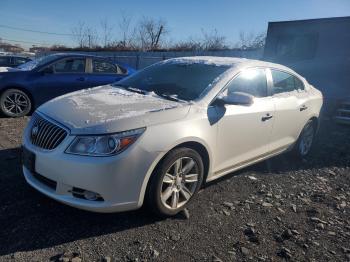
<box><xmin>214</xmin><ymin>68</ymin><xmax>275</xmax><ymax>175</ymax></box>
<box><xmin>32</xmin><ymin>57</ymin><xmax>90</xmax><ymax>105</ymax></box>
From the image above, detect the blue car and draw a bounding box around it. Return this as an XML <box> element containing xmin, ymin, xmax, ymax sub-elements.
<box><xmin>0</xmin><ymin>53</ymin><xmax>136</xmax><ymax>117</ymax></box>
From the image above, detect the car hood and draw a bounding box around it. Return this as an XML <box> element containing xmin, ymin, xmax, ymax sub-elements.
<box><xmin>38</xmin><ymin>85</ymin><xmax>191</xmax><ymax>135</ymax></box>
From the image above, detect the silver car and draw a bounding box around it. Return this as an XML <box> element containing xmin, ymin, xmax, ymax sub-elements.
<box><xmin>22</xmin><ymin>57</ymin><xmax>323</xmax><ymax>216</ymax></box>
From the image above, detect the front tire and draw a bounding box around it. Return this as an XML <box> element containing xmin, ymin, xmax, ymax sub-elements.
<box><xmin>146</xmin><ymin>148</ymin><xmax>204</xmax><ymax>216</ymax></box>
<box><xmin>292</xmin><ymin>120</ymin><xmax>316</xmax><ymax>158</ymax></box>
<box><xmin>0</xmin><ymin>89</ymin><xmax>32</xmax><ymax>117</ymax></box>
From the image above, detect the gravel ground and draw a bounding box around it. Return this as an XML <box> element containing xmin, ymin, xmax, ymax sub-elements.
<box><xmin>0</xmin><ymin>116</ymin><xmax>349</xmax><ymax>262</ymax></box>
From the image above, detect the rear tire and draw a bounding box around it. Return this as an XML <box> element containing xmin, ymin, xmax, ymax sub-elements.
<box><xmin>292</xmin><ymin>120</ymin><xmax>316</xmax><ymax>158</ymax></box>
<box><xmin>0</xmin><ymin>89</ymin><xmax>32</xmax><ymax>117</ymax></box>
<box><xmin>146</xmin><ymin>147</ymin><xmax>204</xmax><ymax>216</ymax></box>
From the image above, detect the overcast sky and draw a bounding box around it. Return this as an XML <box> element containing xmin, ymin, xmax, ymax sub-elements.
<box><xmin>1</xmin><ymin>0</ymin><xmax>350</xmax><ymax>48</ymax></box>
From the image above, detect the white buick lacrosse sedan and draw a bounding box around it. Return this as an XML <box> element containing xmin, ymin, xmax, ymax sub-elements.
<box><xmin>22</xmin><ymin>57</ymin><xmax>323</xmax><ymax>216</ymax></box>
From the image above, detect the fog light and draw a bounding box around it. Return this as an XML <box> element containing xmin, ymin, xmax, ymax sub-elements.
<box><xmin>84</xmin><ymin>190</ymin><xmax>98</xmax><ymax>201</ymax></box>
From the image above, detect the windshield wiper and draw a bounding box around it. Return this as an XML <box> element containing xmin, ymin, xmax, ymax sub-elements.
<box><xmin>157</xmin><ymin>93</ymin><xmax>184</xmax><ymax>102</ymax></box>
<box><xmin>115</xmin><ymin>84</ymin><xmax>148</xmax><ymax>95</ymax></box>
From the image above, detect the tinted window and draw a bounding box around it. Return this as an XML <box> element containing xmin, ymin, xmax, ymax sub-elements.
<box><xmin>93</xmin><ymin>60</ymin><xmax>117</xmax><ymax>74</ymax></box>
<box><xmin>117</xmin><ymin>63</ymin><xmax>229</xmax><ymax>101</ymax></box>
<box><xmin>54</xmin><ymin>58</ymin><xmax>86</xmax><ymax>73</ymax></box>
<box><xmin>271</xmin><ymin>70</ymin><xmax>304</xmax><ymax>94</ymax></box>
<box><xmin>226</xmin><ymin>68</ymin><xmax>267</xmax><ymax>97</ymax></box>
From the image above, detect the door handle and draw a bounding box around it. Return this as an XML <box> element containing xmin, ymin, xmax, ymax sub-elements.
<box><xmin>76</xmin><ymin>77</ymin><xmax>86</xmax><ymax>81</ymax></box>
<box><xmin>261</xmin><ymin>114</ymin><xmax>273</xmax><ymax>121</ymax></box>
<box><xmin>300</xmin><ymin>105</ymin><xmax>308</xmax><ymax>111</ymax></box>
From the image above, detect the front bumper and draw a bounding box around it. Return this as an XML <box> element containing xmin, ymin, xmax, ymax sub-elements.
<box><xmin>22</xmin><ymin>119</ymin><xmax>159</xmax><ymax>213</ymax></box>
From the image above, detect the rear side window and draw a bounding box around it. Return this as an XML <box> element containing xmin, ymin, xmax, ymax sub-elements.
<box><xmin>226</xmin><ymin>68</ymin><xmax>268</xmax><ymax>97</ymax></box>
<box><xmin>93</xmin><ymin>60</ymin><xmax>117</xmax><ymax>74</ymax></box>
<box><xmin>54</xmin><ymin>58</ymin><xmax>86</xmax><ymax>73</ymax></box>
<box><xmin>271</xmin><ymin>70</ymin><xmax>304</xmax><ymax>94</ymax></box>
<box><xmin>294</xmin><ymin>76</ymin><xmax>305</xmax><ymax>90</ymax></box>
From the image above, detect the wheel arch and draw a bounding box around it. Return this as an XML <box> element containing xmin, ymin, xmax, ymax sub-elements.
<box><xmin>138</xmin><ymin>139</ymin><xmax>212</xmax><ymax>207</ymax></box>
<box><xmin>309</xmin><ymin>116</ymin><xmax>320</xmax><ymax>134</ymax></box>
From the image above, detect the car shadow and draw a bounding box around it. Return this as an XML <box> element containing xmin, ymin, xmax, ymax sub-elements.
<box><xmin>0</xmin><ymin>120</ymin><xmax>348</xmax><ymax>256</ymax></box>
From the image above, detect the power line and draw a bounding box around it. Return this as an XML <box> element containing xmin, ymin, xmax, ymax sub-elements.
<box><xmin>0</xmin><ymin>37</ymin><xmax>64</xmax><ymax>46</ymax></box>
<box><xmin>0</xmin><ymin>24</ymin><xmax>74</xmax><ymax>36</ymax></box>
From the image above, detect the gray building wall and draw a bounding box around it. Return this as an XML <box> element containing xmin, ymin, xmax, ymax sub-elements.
<box><xmin>264</xmin><ymin>16</ymin><xmax>350</xmax><ymax>103</ymax></box>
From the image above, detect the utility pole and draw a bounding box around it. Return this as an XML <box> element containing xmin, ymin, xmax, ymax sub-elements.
<box><xmin>88</xmin><ymin>34</ymin><xmax>91</xmax><ymax>49</ymax></box>
<box><xmin>154</xmin><ymin>25</ymin><xmax>163</xmax><ymax>49</ymax></box>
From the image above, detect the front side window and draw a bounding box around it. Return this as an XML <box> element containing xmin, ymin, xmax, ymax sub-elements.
<box><xmin>93</xmin><ymin>60</ymin><xmax>117</xmax><ymax>74</ymax></box>
<box><xmin>54</xmin><ymin>58</ymin><xmax>86</xmax><ymax>73</ymax></box>
<box><xmin>225</xmin><ymin>68</ymin><xmax>267</xmax><ymax>97</ymax></box>
<box><xmin>271</xmin><ymin>70</ymin><xmax>304</xmax><ymax>94</ymax></box>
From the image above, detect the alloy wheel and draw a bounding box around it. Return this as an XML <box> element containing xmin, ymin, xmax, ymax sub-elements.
<box><xmin>2</xmin><ymin>90</ymin><xmax>30</xmax><ymax>117</ymax></box>
<box><xmin>160</xmin><ymin>157</ymin><xmax>199</xmax><ymax>210</ymax></box>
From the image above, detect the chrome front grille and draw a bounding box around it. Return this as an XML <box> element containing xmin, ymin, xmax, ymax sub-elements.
<box><xmin>29</xmin><ymin>113</ymin><xmax>68</xmax><ymax>150</ymax></box>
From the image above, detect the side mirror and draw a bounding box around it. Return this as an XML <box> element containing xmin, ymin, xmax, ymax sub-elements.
<box><xmin>216</xmin><ymin>92</ymin><xmax>254</xmax><ymax>106</ymax></box>
<box><xmin>41</xmin><ymin>66</ymin><xmax>54</xmax><ymax>75</ymax></box>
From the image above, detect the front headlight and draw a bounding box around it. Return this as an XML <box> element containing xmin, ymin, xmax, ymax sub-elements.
<box><xmin>65</xmin><ymin>128</ymin><xmax>145</xmax><ymax>156</ymax></box>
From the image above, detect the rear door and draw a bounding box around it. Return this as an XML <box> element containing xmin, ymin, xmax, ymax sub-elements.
<box><xmin>214</xmin><ymin>68</ymin><xmax>275</xmax><ymax>174</ymax></box>
<box><xmin>87</xmin><ymin>58</ymin><xmax>125</xmax><ymax>86</ymax></box>
<box><xmin>267</xmin><ymin>68</ymin><xmax>310</xmax><ymax>152</ymax></box>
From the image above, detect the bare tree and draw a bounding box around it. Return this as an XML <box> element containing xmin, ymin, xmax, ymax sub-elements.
<box><xmin>118</xmin><ymin>11</ymin><xmax>135</xmax><ymax>48</ymax></box>
<box><xmin>170</xmin><ymin>37</ymin><xmax>202</xmax><ymax>51</ymax></box>
<box><xmin>237</xmin><ymin>31</ymin><xmax>266</xmax><ymax>49</ymax></box>
<box><xmin>85</xmin><ymin>26</ymin><xmax>99</xmax><ymax>48</ymax></box>
<box><xmin>136</xmin><ymin>17</ymin><xmax>168</xmax><ymax>50</ymax></box>
<box><xmin>71</xmin><ymin>21</ymin><xmax>88</xmax><ymax>48</ymax></box>
<box><xmin>201</xmin><ymin>29</ymin><xmax>227</xmax><ymax>50</ymax></box>
<box><xmin>71</xmin><ymin>22</ymin><xmax>99</xmax><ymax>48</ymax></box>
<box><xmin>100</xmin><ymin>18</ymin><xmax>113</xmax><ymax>47</ymax></box>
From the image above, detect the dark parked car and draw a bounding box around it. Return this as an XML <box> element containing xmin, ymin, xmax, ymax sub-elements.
<box><xmin>0</xmin><ymin>55</ymin><xmax>32</xmax><ymax>68</ymax></box>
<box><xmin>0</xmin><ymin>53</ymin><xmax>136</xmax><ymax>117</ymax></box>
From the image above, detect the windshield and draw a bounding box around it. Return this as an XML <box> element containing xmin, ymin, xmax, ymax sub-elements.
<box><xmin>115</xmin><ymin>62</ymin><xmax>229</xmax><ymax>101</ymax></box>
<box><xmin>17</xmin><ymin>54</ymin><xmax>61</xmax><ymax>71</ymax></box>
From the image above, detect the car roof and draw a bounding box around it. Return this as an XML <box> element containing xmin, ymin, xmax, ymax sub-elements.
<box><xmin>49</xmin><ymin>53</ymin><xmax>111</xmax><ymax>59</ymax></box>
<box><xmin>164</xmin><ymin>56</ymin><xmax>294</xmax><ymax>73</ymax></box>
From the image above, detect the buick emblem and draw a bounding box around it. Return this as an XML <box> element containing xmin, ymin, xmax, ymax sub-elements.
<box><xmin>31</xmin><ymin>124</ymin><xmax>40</xmax><ymax>138</ymax></box>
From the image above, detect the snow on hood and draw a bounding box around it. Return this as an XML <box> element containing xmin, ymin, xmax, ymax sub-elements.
<box><xmin>0</xmin><ymin>67</ymin><xmax>22</xmax><ymax>72</ymax></box>
<box><xmin>38</xmin><ymin>85</ymin><xmax>190</xmax><ymax>134</ymax></box>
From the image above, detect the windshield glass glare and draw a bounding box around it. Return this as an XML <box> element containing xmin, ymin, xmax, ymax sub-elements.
<box><xmin>116</xmin><ymin>62</ymin><xmax>229</xmax><ymax>101</ymax></box>
<box><xmin>17</xmin><ymin>54</ymin><xmax>61</xmax><ymax>71</ymax></box>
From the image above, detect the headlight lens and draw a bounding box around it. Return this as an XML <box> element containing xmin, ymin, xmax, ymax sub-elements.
<box><xmin>66</xmin><ymin>128</ymin><xmax>145</xmax><ymax>156</ymax></box>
